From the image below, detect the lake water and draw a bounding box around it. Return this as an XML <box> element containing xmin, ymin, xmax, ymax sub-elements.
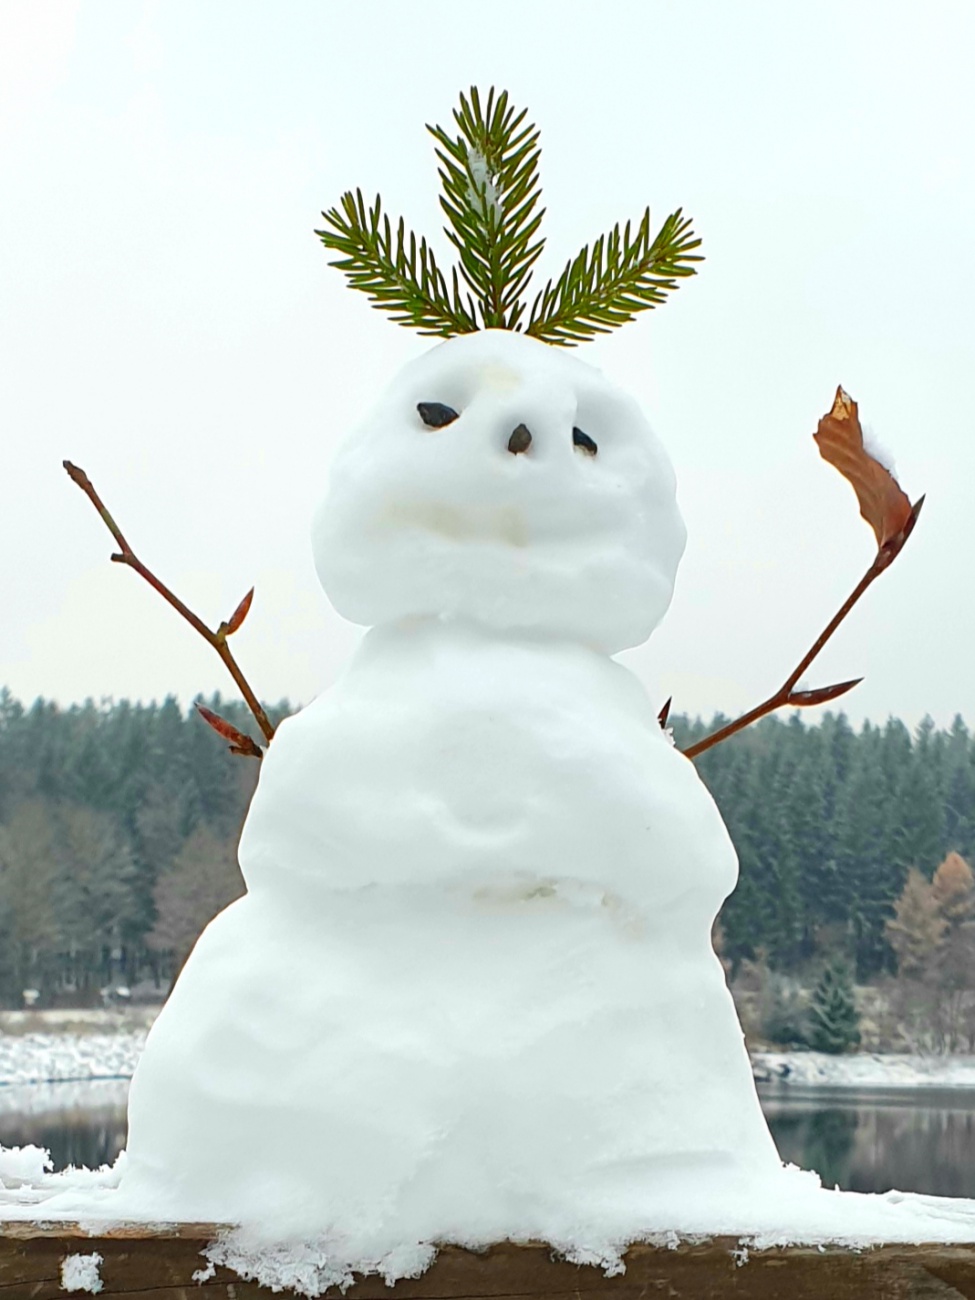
<box><xmin>3</xmin><ymin>1081</ymin><xmax>975</xmax><ymax>1198</ymax></box>
<box><xmin>760</xmin><ymin>1084</ymin><xmax>975</xmax><ymax>1198</ymax></box>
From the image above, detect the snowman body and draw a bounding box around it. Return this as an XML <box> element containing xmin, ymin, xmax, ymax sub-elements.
<box><xmin>118</xmin><ymin>331</ymin><xmax>782</xmax><ymax>1247</ymax></box>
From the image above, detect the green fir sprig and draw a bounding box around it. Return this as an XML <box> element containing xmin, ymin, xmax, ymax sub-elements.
<box><xmin>315</xmin><ymin>87</ymin><xmax>702</xmax><ymax>347</ymax></box>
<box><xmin>526</xmin><ymin>208</ymin><xmax>701</xmax><ymax>345</ymax></box>
<box><xmin>428</xmin><ymin>89</ymin><xmax>544</xmax><ymax>331</ymax></box>
<box><xmin>318</xmin><ymin>190</ymin><xmax>476</xmax><ymax>335</ymax></box>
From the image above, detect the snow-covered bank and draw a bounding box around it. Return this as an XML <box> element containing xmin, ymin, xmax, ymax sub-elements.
<box><xmin>6</xmin><ymin>1025</ymin><xmax>975</xmax><ymax>1095</ymax></box>
<box><xmin>0</xmin><ymin>1008</ymin><xmax>157</xmax><ymax>1035</ymax></box>
<box><xmin>0</xmin><ymin>1009</ymin><xmax>154</xmax><ymax>1090</ymax></box>
<box><xmin>0</xmin><ymin>1032</ymin><xmax>147</xmax><ymax>1089</ymax></box>
<box><xmin>754</xmin><ymin>1052</ymin><xmax>975</xmax><ymax>1089</ymax></box>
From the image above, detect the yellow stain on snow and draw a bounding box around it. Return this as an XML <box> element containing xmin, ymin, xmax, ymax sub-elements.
<box><xmin>477</xmin><ymin>363</ymin><xmax>521</xmax><ymax>393</ymax></box>
<box><xmin>380</xmin><ymin>499</ymin><xmax>529</xmax><ymax>547</ymax></box>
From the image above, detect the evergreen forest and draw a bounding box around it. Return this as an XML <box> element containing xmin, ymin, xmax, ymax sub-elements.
<box><xmin>1</xmin><ymin>688</ymin><xmax>973</xmax><ymax>1036</ymax></box>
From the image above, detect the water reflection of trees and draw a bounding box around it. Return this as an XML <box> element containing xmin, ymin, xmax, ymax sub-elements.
<box><xmin>806</xmin><ymin>1109</ymin><xmax>858</xmax><ymax>1188</ymax></box>
<box><xmin>765</xmin><ymin>1091</ymin><xmax>975</xmax><ymax>1197</ymax></box>
<box><xmin>849</xmin><ymin>1102</ymin><xmax>975</xmax><ymax>1198</ymax></box>
<box><xmin>767</xmin><ymin>1105</ymin><xmax>858</xmax><ymax>1189</ymax></box>
<box><xmin>0</xmin><ymin>1105</ymin><xmax>127</xmax><ymax>1171</ymax></box>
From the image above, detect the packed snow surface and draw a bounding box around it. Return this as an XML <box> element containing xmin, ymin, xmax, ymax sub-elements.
<box><xmin>861</xmin><ymin>422</ymin><xmax>898</xmax><ymax>475</ymax></box>
<box><xmin>0</xmin><ymin>1143</ymin><xmax>52</xmax><ymax>1187</ymax></box>
<box><xmin>6</xmin><ymin>1155</ymin><xmax>975</xmax><ymax>1297</ymax></box>
<box><xmin>5</xmin><ymin>333</ymin><xmax>975</xmax><ymax>1283</ymax></box>
<box><xmin>60</xmin><ymin>1252</ymin><xmax>103</xmax><ymax>1294</ymax></box>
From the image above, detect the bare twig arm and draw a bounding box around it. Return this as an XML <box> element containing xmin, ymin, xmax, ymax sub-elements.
<box><xmin>63</xmin><ymin>460</ymin><xmax>276</xmax><ymax>752</ymax></box>
<box><xmin>682</xmin><ymin>496</ymin><xmax>924</xmax><ymax>762</ymax></box>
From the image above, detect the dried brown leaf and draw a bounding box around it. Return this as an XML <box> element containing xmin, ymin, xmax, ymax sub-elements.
<box><xmin>814</xmin><ymin>387</ymin><xmax>913</xmax><ymax>550</ymax></box>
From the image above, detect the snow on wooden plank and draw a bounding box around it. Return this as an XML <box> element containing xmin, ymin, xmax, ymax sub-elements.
<box><xmin>3</xmin><ymin>1230</ymin><xmax>975</xmax><ymax>1299</ymax></box>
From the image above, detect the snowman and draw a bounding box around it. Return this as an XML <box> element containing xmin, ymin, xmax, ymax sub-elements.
<box><xmin>11</xmin><ymin>89</ymin><xmax>975</xmax><ymax>1278</ymax></box>
<box><xmin>111</xmin><ymin>326</ymin><xmax>784</xmax><ymax>1257</ymax></box>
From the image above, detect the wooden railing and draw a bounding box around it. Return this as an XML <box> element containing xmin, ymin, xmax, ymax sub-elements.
<box><xmin>3</xmin><ymin>1225</ymin><xmax>975</xmax><ymax>1298</ymax></box>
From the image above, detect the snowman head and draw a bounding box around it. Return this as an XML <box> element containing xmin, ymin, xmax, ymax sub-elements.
<box><xmin>313</xmin><ymin>330</ymin><xmax>686</xmax><ymax>652</ymax></box>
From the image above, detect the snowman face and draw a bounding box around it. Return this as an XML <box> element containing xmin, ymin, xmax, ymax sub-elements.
<box><xmin>313</xmin><ymin>330</ymin><xmax>686</xmax><ymax>652</ymax></box>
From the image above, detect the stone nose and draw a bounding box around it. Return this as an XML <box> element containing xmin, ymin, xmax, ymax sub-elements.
<box><xmin>507</xmin><ymin>424</ymin><xmax>532</xmax><ymax>454</ymax></box>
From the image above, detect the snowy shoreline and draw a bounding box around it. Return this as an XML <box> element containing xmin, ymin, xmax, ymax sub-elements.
<box><xmin>753</xmin><ymin>1051</ymin><xmax>975</xmax><ymax>1090</ymax></box>
<box><xmin>0</xmin><ymin>1030</ymin><xmax>147</xmax><ymax>1092</ymax></box>
<box><xmin>5</xmin><ymin>1016</ymin><xmax>975</xmax><ymax>1098</ymax></box>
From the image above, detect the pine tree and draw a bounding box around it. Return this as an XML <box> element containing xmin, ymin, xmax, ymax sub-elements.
<box><xmin>790</xmin><ymin>738</ymin><xmax>841</xmax><ymax>952</ymax></box>
<box><xmin>807</xmin><ymin>962</ymin><xmax>861</xmax><ymax>1054</ymax></box>
<box><xmin>837</xmin><ymin>734</ymin><xmax>900</xmax><ymax>978</ymax></box>
<box><xmin>893</xmin><ymin>719</ymin><xmax>947</xmax><ymax>876</ymax></box>
<box><xmin>946</xmin><ymin>766</ymin><xmax>975</xmax><ymax>866</ymax></box>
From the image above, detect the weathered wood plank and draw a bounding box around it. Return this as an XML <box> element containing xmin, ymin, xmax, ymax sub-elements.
<box><xmin>3</xmin><ymin>1227</ymin><xmax>975</xmax><ymax>1299</ymax></box>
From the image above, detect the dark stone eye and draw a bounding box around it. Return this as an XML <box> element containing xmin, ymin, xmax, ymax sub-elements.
<box><xmin>508</xmin><ymin>424</ymin><xmax>532</xmax><ymax>454</ymax></box>
<box><xmin>572</xmin><ymin>427</ymin><xmax>597</xmax><ymax>455</ymax></box>
<box><xmin>417</xmin><ymin>402</ymin><xmax>459</xmax><ymax>428</ymax></box>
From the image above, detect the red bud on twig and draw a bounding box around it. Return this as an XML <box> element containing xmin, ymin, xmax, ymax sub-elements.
<box><xmin>219</xmin><ymin>587</ymin><xmax>255</xmax><ymax>640</ymax></box>
<box><xmin>196</xmin><ymin>705</ymin><xmax>264</xmax><ymax>760</ymax></box>
<box><xmin>788</xmin><ymin>678</ymin><xmax>863</xmax><ymax>708</ymax></box>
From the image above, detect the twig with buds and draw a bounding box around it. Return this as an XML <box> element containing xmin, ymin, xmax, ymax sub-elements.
<box><xmin>681</xmin><ymin>387</ymin><xmax>924</xmax><ymax>761</ymax></box>
<box><xmin>63</xmin><ymin>461</ymin><xmax>274</xmax><ymax>759</ymax></box>
<box><xmin>683</xmin><ymin>502</ymin><xmax>922</xmax><ymax>760</ymax></box>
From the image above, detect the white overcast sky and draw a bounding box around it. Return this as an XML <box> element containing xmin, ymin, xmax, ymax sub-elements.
<box><xmin>2</xmin><ymin>0</ymin><xmax>973</xmax><ymax>733</ymax></box>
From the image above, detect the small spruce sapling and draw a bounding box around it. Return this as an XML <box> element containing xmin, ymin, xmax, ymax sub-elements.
<box><xmin>808</xmin><ymin>962</ymin><xmax>862</xmax><ymax>1054</ymax></box>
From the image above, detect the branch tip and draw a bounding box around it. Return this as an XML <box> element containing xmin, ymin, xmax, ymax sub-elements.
<box><xmin>63</xmin><ymin>460</ymin><xmax>90</xmax><ymax>489</ymax></box>
<box><xmin>788</xmin><ymin>677</ymin><xmax>863</xmax><ymax>708</ymax></box>
<box><xmin>66</xmin><ymin>461</ymin><xmax>276</xmax><ymax>749</ymax></box>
